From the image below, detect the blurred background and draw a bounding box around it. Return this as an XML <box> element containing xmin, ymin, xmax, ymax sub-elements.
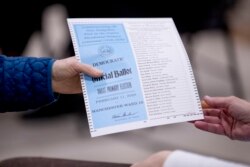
<box><xmin>1</xmin><ymin>0</ymin><xmax>250</xmax><ymax>165</ymax></box>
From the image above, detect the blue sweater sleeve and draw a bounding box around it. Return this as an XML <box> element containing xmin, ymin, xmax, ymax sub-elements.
<box><xmin>0</xmin><ymin>55</ymin><xmax>57</xmax><ymax>112</ymax></box>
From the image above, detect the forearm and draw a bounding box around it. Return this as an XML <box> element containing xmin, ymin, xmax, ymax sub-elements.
<box><xmin>0</xmin><ymin>55</ymin><xmax>57</xmax><ymax>112</ymax></box>
<box><xmin>163</xmin><ymin>150</ymin><xmax>249</xmax><ymax>167</ymax></box>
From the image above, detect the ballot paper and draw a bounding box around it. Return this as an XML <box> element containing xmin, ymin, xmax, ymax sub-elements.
<box><xmin>67</xmin><ymin>18</ymin><xmax>203</xmax><ymax>137</ymax></box>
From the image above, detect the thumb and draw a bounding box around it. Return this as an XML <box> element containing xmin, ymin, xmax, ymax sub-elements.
<box><xmin>74</xmin><ymin>63</ymin><xmax>103</xmax><ymax>78</ymax></box>
<box><xmin>203</xmin><ymin>96</ymin><xmax>232</xmax><ymax>109</ymax></box>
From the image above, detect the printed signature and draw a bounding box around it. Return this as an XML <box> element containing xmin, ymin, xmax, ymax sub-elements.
<box><xmin>112</xmin><ymin>111</ymin><xmax>137</xmax><ymax>119</ymax></box>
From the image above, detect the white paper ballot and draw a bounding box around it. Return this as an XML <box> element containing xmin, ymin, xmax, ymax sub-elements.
<box><xmin>67</xmin><ymin>18</ymin><xmax>203</xmax><ymax>137</ymax></box>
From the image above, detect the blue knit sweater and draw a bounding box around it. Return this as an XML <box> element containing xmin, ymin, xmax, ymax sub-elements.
<box><xmin>0</xmin><ymin>55</ymin><xmax>57</xmax><ymax>112</ymax></box>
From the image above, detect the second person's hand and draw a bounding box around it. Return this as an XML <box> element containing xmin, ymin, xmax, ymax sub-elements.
<box><xmin>195</xmin><ymin>96</ymin><xmax>250</xmax><ymax>141</ymax></box>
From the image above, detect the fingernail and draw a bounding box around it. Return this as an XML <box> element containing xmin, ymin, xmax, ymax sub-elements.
<box><xmin>95</xmin><ymin>69</ymin><xmax>103</xmax><ymax>76</ymax></box>
<box><xmin>203</xmin><ymin>95</ymin><xmax>211</xmax><ymax>100</ymax></box>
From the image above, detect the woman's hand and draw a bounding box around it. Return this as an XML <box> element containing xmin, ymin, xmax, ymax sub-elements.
<box><xmin>52</xmin><ymin>56</ymin><xmax>102</xmax><ymax>94</ymax></box>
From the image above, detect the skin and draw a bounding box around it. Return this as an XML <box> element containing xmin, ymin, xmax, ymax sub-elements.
<box><xmin>130</xmin><ymin>151</ymin><xmax>172</xmax><ymax>167</ymax></box>
<box><xmin>130</xmin><ymin>96</ymin><xmax>250</xmax><ymax>167</ymax></box>
<box><xmin>52</xmin><ymin>56</ymin><xmax>102</xmax><ymax>94</ymax></box>
<box><xmin>195</xmin><ymin>95</ymin><xmax>250</xmax><ymax>141</ymax></box>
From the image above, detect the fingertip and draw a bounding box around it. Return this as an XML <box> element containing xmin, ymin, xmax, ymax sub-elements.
<box><xmin>194</xmin><ymin>121</ymin><xmax>203</xmax><ymax>128</ymax></box>
<box><xmin>82</xmin><ymin>64</ymin><xmax>103</xmax><ymax>77</ymax></box>
<box><xmin>203</xmin><ymin>95</ymin><xmax>211</xmax><ymax>101</ymax></box>
<box><xmin>201</xmin><ymin>100</ymin><xmax>210</xmax><ymax>109</ymax></box>
<box><xmin>93</xmin><ymin>69</ymin><xmax>103</xmax><ymax>77</ymax></box>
